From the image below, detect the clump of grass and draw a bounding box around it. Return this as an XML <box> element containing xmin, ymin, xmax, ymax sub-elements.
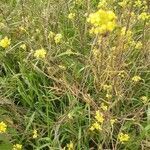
<box><xmin>0</xmin><ymin>0</ymin><xmax>150</xmax><ymax>149</ymax></box>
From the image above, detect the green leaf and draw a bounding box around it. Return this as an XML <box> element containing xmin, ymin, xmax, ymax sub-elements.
<box><xmin>0</xmin><ymin>134</ymin><xmax>12</xmax><ymax>150</ymax></box>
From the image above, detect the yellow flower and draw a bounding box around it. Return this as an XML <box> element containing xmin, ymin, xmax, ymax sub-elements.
<box><xmin>132</xmin><ymin>75</ymin><xmax>142</xmax><ymax>82</ymax></box>
<box><xmin>100</xmin><ymin>103</ymin><xmax>108</xmax><ymax>111</ymax></box>
<box><xmin>141</xmin><ymin>96</ymin><xmax>148</xmax><ymax>103</ymax></box>
<box><xmin>74</xmin><ymin>0</ymin><xmax>82</xmax><ymax>5</ymax></box>
<box><xmin>48</xmin><ymin>31</ymin><xmax>55</xmax><ymax>39</ymax></box>
<box><xmin>138</xmin><ymin>12</ymin><xmax>150</xmax><ymax>21</ymax></box>
<box><xmin>118</xmin><ymin>132</ymin><xmax>130</xmax><ymax>143</ymax></box>
<box><xmin>98</xmin><ymin>0</ymin><xmax>107</xmax><ymax>9</ymax></box>
<box><xmin>90</xmin><ymin>122</ymin><xmax>102</xmax><ymax>131</ymax></box>
<box><xmin>121</xmin><ymin>27</ymin><xmax>132</xmax><ymax>37</ymax></box>
<box><xmin>54</xmin><ymin>34</ymin><xmax>62</xmax><ymax>44</ymax></box>
<box><xmin>95</xmin><ymin>110</ymin><xmax>104</xmax><ymax>123</ymax></box>
<box><xmin>87</xmin><ymin>9</ymin><xmax>117</xmax><ymax>34</ymax></box>
<box><xmin>135</xmin><ymin>41</ymin><xmax>142</xmax><ymax>49</ymax></box>
<box><xmin>118</xmin><ymin>0</ymin><xmax>128</xmax><ymax>8</ymax></box>
<box><xmin>0</xmin><ymin>23</ymin><xmax>5</xmax><ymax>29</ymax></box>
<box><xmin>36</xmin><ymin>29</ymin><xmax>40</xmax><ymax>33</ymax></box>
<box><xmin>68</xmin><ymin>113</ymin><xmax>73</xmax><ymax>119</ymax></box>
<box><xmin>110</xmin><ymin>119</ymin><xmax>117</xmax><ymax>126</ymax></box>
<box><xmin>20</xmin><ymin>44</ymin><xmax>26</xmax><ymax>50</ymax></box>
<box><xmin>118</xmin><ymin>70</ymin><xmax>126</xmax><ymax>78</ymax></box>
<box><xmin>59</xmin><ymin>65</ymin><xmax>66</xmax><ymax>70</ymax></box>
<box><xmin>66</xmin><ymin>141</ymin><xmax>74</xmax><ymax>150</ymax></box>
<box><xmin>33</xmin><ymin>129</ymin><xmax>38</xmax><ymax>139</ymax></box>
<box><xmin>0</xmin><ymin>36</ymin><xmax>11</xmax><ymax>48</ymax></box>
<box><xmin>103</xmin><ymin>84</ymin><xmax>112</xmax><ymax>91</ymax></box>
<box><xmin>12</xmin><ymin>144</ymin><xmax>22</xmax><ymax>150</ymax></box>
<box><xmin>34</xmin><ymin>48</ymin><xmax>46</xmax><ymax>59</ymax></box>
<box><xmin>92</xmin><ymin>48</ymin><xmax>101</xmax><ymax>58</ymax></box>
<box><xmin>19</xmin><ymin>26</ymin><xmax>27</xmax><ymax>33</ymax></box>
<box><xmin>0</xmin><ymin>121</ymin><xmax>7</xmax><ymax>133</ymax></box>
<box><xmin>68</xmin><ymin>13</ymin><xmax>76</xmax><ymax>20</ymax></box>
<box><xmin>106</xmin><ymin>93</ymin><xmax>112</xmax><ymax>99</ymax></box>
<box><xmin>134</xmin><ymin>0</ymin><xmax>142</xmax><ymax>7</ymax></box>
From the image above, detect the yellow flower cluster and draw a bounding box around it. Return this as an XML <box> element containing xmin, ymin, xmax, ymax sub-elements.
<box><xmin>133</xmin><ymin>0</ymin><xmax>148</xmax><ymax>10</ymax></box>
<box><xmin>95</xmin><ymin>110</ymin><xmax>104</xmax><ymax>123</ymax></box>
<box><xmin>103</xmin><ymin>84</ymin><xmax>112</xmax><ymax>91</ymax></box>
<box><xmin>54</xmin><ymin>34</ymin><xmax>62</xmax><ymax>44</ymax></box>
<box><xmin>110</xmin><ymin>119</ymin><xmax>117</xmax><ymax>126</ymax></box>
<box><xmin>68</xmin><ymin>13</ymin><xmax>76</xmax><ymax>20</ymax></box>
<box><xmin>33</xmin><ymin>129</ymin><xmax>38</xmax><ymax>139</ymax></box>
<box><xmin>120</xmin><ymin>27</ymin><xmax>133</xmax><ymax>39</ymax></box>
<box><xmin>141</xmin><ymin>96</ymin><xmax>148</xmax><ymax>103</ymax></box>
<box><xmin>74</xmin><ymin>0</ymin><xmax>82</xmax><ymax>5</ymax></box>
<box><xmin>118</xmin><ymin>0</ymin><xmax>129</xmax><ymax>8</ymax></box>
<box><xmin>0</xmin><ymin>23</ymin><xmax>5</xmax><ymax>29</ymax></box>
<box><xmin>66</xmin><ymin>141</ymin><xmax>74</xmax><ymax>150</ymax></box>
<box><xmin>118</xmin><ymin>132</ymin><xmax>130</xmax><ymax>143</ymax></box>
<box><xmin>132</xmin><ymin>75</ymin><xmax>142</xmax><ymax>83</ymax></box>
<box><xmin>100</xmin><ymin>103</ymin><xmax>108</xmax><ymax>111</ymax></box>
<box><xmin>134</xmin><ymin>0</ymin><xmax>142</xmax><ymax>8</ymax></box>
<box><xmin>135</xmin><ymin>41</ymin><xmax>142</xmax><ymax>49</ymax></box>
<box><xmin>19</xmin><ymin>26</ymin><xmax>27</xmax><ymax>33</ymax></box>
<box><xmin>12</xmin><ymin>144</ymin><xmax>22</xmax><ymax>150</ymax></box>
<box><xmin>87</xmin><ymin>9</ymin><xmax>117</xmax><ymax>35</ymax></box>
<box><xmin>103</xmin><ymin>84</ymin><xmax>112</xmax><ymax>99</ymax></box>
<box><xmin>98</xmin><ymin>0</ymin><xmax>107</xmax><ymax>9</ymax></box>
<box><xmin>20</xmin><ymin>44</ymin><xmax>26</xmax><ymax>50</ymax></box>
<box><xmin>48</xmin><ymin>31</ymin><xmax>55</xmax><ymax>39</ymax></box>
<box><xmin>48</xmin><ymin>31</ymin><xmax>62</xmax><ymax>44</ymax></box>
<box><xmin>90</xmin><ymin>110</ymin><xmax>104</xmax><ymax>131</ymax></box>
<box><xmin>0</xmin><ymin>36</ymin><xmax>11</xmax><ymax>48</ymax></box>
<box><xmin>138</xmin><ymin>12</ymin><xmax>150</xmax><ymax>21</ymax></box>
<box><xmin>0</xmin><ymin>121</ymin><xmax>7</xmax><ymax>133</ymax></box>
<box><xmin>90</xmin><ymin>122</ymin><xmax>102</xmax><ymax>131</ymax></box>
<box><xmin>92</xmin><ymin>47</ymin><xmax>101</xmax><ymax>59</ymax></box>
<box><xmin>34</xmin><ymin>48</ymin><xmax>47</xmax><ymax>59</ymax></box>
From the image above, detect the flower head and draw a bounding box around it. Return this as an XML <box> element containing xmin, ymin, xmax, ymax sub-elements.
<box><xmin>34</xmin><ymin>48</ymin><xmax>46</xmax><ymax>59</ymax></box>
<box><xmin>134</xmin><ymin>0</ymin><xmax>142</xmax><ymax>8</ymax></box>
<box><xmin>118</xmin><ymin>132</ymin><xmax>130</xmax><ymax>143</ymax></box>
<box><xmin>54</xmin><ymin>34</ymin><xmax>62</xmax><ymax>44</ymax></box>
<box><xmin>132</xmin><ymin>75</ymin><xmax>142</xmax><ymax>83</ymax></box>
<box><xmin>19</xmin><ymin>26</ymin><xmax>27</xmax><ymax>33</ymax></box>
<box><xmin>138</xmin><ymin>12</ymin><xmax>149</xmax><ymax>21</ymax></box>
<box><xmin>48</xmin><ymin>31</ymin><xmax>55</xmax><ymax>39</ymax></box>
<box><xmin>12</xmin><ymin>144</ymin><xmax>22</xmax><ymax>150</ymax></box>
<box><xmin>33</xmin><ymin>129</ymin><xmax>38</xmax><ymax>139</ymax></box>
<box><xmin>20</xmin><ymin>44</ymin><xmax>26</xmax><ymax>50</ymax></box>
<box><xmin>68</xmin><ymin>13</ymin><xmax>76</xmax><ymax>20</ymax></box>
<box><xmin>0</xmin><ymin>121</ymin><xmax>7</xmax><ymax>133</ymax></box>
<box><xmin>90</xmin><ymin>122</ymin><xmax>102</xmax><ymax>131</ymax></box>
<box><xmin>100</xmin><ymin>103</ymin><xmax>108</xmax><ymax>111</ymax></box>
<box><xmin>0</xmin><ymin>36</ymin><xmax>11</xmax><ymax>48</ymax></box>
<box><xmin>98</xmin><ymin>0</ymin><xmax>107</xmax><ymax>9</ymax></box>
<box><xmin>135</xmin><ymin>41</ymin><xmax>142</xmax><ymax>49</ymax></box>
<box><xmin>74</xmin><ymin>0</ymin><xmax>82</xmax><ymax>5</ymax></box>
<box><xmin>103</xmin><ymin>84</ymin><xmax>112</xmax><ymax>91</ymax></box>
<box><xmin>95</xmin><ymin>110</ymin><xmax>104</xmax><ymax>123</ymax></box>
<box><xmin>106</xmin><ymin>93</ymin><xmax>112</xmax><ymax>99</ymax></box>
<box><xmin>87</xmin><ymin>9</ymin><xmax>117</xmax><ymax>35</ymax></box>
<box><xmin>121</xmin><ymin>27</ymin><xmax>132</xmax><ymax>37</ymax></box>
<box><xmin>66</xmin><ymin>141</ymin><xmax>74</xmax><ymax>150</ymax></box>
<box><xmin>118</xmin><ymin>0</ymin><xmax>128</xmax><ymax>8</ymax></box>
<box><xmin>110</xmin><ymin>119</ymin><xmax>117</xmax><ymax>126</ymax></box>
<box><xmin>141</xmin><ymin>96</ymin><xmax>148</xmax><ymax>103</ymax></box>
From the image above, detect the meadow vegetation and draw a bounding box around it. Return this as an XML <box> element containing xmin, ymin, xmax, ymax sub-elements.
<box><xmin>0</xmin><ymin>0</ymin><xmax>150</xmax><ymax>149</ymax></box>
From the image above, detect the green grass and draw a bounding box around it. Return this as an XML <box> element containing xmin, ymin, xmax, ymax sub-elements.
<box><xmin>0</xmin><ymin>0</ymin><xmax>150</xmax><ymax>149</ymax></box>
